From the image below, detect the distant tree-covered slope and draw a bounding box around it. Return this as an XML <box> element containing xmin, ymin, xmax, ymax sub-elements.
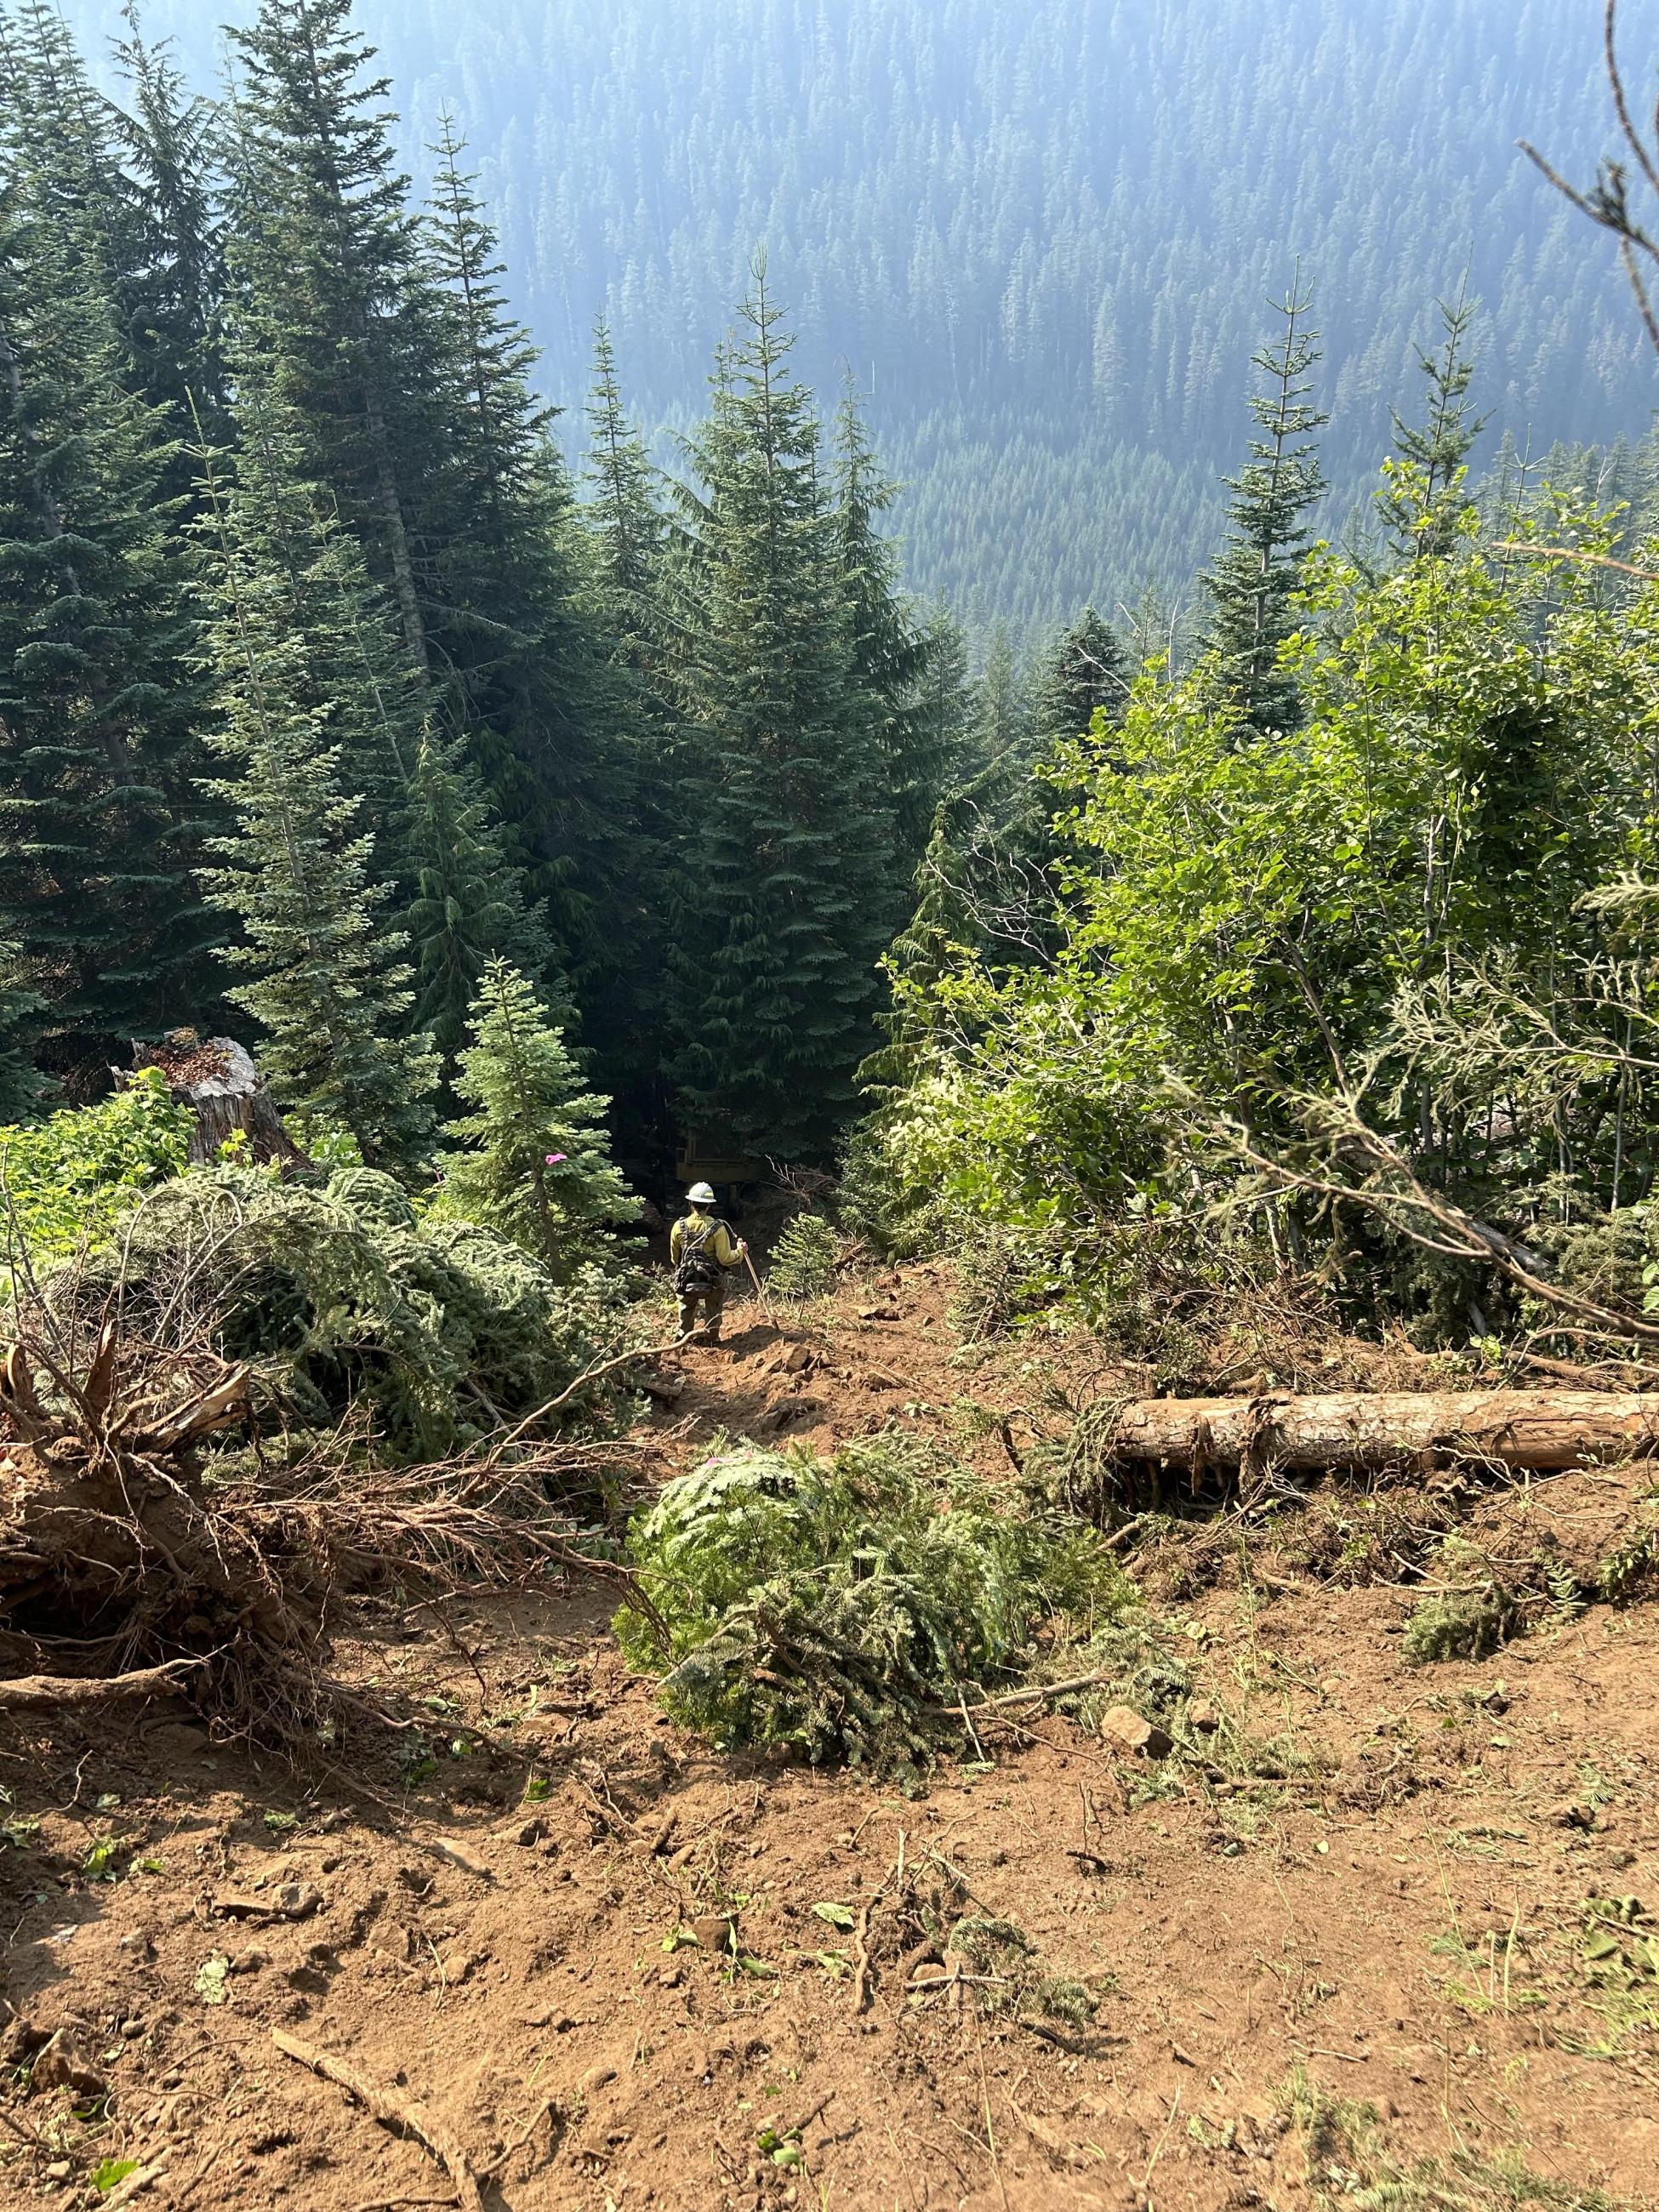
<box><xmin>61</xmin><ymin>0</ymin><xmax>1659</xmax><ymax>630</ymax></box>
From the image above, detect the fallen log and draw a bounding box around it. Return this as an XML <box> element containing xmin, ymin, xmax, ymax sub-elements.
<box><xmin>1104</xmin><ymin>1388</ymin><xmax>1659</xmax><ymax>1474</ymax></box>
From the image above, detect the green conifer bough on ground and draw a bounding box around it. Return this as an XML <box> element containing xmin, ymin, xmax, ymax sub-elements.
<box><xmin>616</xmin><ymin>1436</ymin><xmax>1132</xmax><ymax>1773</ymax></box>
<box><xmin>440</xmin><ymin>960</ymin><xmax>634</xmax><ymax>1275</ymax></box>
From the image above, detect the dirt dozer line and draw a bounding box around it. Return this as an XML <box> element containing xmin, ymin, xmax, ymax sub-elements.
<box><xmin>1105</xmin><ymin>1388</ymin><xmax>1659</xmax><ymax>1474</ymax></box>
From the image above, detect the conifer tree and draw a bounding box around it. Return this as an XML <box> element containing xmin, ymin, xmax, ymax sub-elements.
<box><xmin>402</xmin><ymin>733</ymin><xmax>555</xmax><ymax>1070</ymax></box>
<box><xmin>0</xmin><ymin>3</ymin><xmax>137</xmax><ymax>305</ymax></box>
<box><xmin>224</xmin><ymin>23</ymin><xmax>625</xmax><ymax>1001</ymax></box>
<box><xmin>0</xmin><ymin>43</ymin><xmax>219</xmax><ymax>1079</ymax></box>
<box><xmin>1203</xmin><ymin>277</ymin><xmax>1328</xmax><ymax>733</ymax></box>
<box><xmin>440</xmin><ymin>959</ymin><xmax>632</xmax><ymax>1274</ymax></box>
<box><xmin>214</xmin><ymin>368</ymin><xmax>544</xmax><ymax>1092</ymax></box>
<box><xmin>419</xmin><ymin>111</ymin><xmax>618</xmax><ymax>897</ymax></box>
<box><xmin>587</xmin><ymin>319</ymin><xmax>666</xmax><ymax>619</ymax></box>
<box><xmin>971</xmin><ymin>626</ymin><xmax>1031</xmax><ymax>779</ymax></box>
<box><xmin>582</xmin><ymin>322</ymin><xmax>677</xmax><ymax>1109</ymax></box>
<box><xmin>111</xmin><ymin>9</ymin><xmax>231</xmax><ymax>491</ymax></box>
<box><xmin>1032</xmin><ymin>604</ymin><xmax>1130</xmax><ymax>744</ymax></box>
<box><xmin>912</xmin><ymin>605</ymin><xmax>976</xmax><ymax>796</ymax></box>
<box><xmin>832</xmin><ymin>378</ymin><xmax>937</xmax><ymax>870</ymax></box>
<box><xmin>197</xmin><ymin>432</ymin><xmax>436</xmax><ymax>1163</ymax></box>
<box><xmin>858</xmin><ymin>801</ymin><xmax>979</xmax><ymax>1097</ymax></box>
<box><xmin>1382</xmin><ymin>291</ymin><xmax>1487</xmax><ymax>559</ymax></box>
<box><xmin>664</xmin><ymin>267</ymin><xmax>894</xmax><ymax>1158</ymax></box>
<box><xmin>225</xmin><ymin>0</ymin><xmax>432</xmax><ymax>676</ymax></box>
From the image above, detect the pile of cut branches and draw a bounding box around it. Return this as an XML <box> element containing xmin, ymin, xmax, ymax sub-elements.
<box><xmin>615</xmin><ymin>1436</ymin><xmax>1131</xmax><ymax>1774</ymax></box>
<box><xmin>0</xmin><ymin>1294</ymin><xmax>656</xmax><ymax>1745</ymax></box>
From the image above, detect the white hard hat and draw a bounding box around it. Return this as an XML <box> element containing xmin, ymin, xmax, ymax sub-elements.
<box><xmin>687</xmin><ymin>1182</ymin><xmax>716</xmax><ymax>1206</ymax></box>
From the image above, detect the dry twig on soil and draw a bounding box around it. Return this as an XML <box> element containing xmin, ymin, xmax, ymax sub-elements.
<box><xmin>272</xmin><ymin>2029</ymin><xmax>485</xmax><ymax>2212</ymax></box>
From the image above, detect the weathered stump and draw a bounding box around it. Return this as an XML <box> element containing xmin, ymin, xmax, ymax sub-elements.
<box><xmin>131</xmin><ymin>1031</ymin><xmax>312</xmax><ymax>1171</ymax></box>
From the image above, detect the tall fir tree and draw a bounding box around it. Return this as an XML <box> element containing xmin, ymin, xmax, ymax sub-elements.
<box><xmin>195</xmin><ymin>420</ymin><xmax>436</xmax><ymax>1162</ymax></box>
<box><xmin>586</xmin><ymin>319</ymin><xmax>666</xmax><ymax>620</ymax></box>
<box><xmin>0</xmin><ymin>22</ymin><xmax>219</xmax><ymax>1080</ymax></box>
<box><xmin>111</xmin><ymin>9</ymin><xmax>231</xmax><ymax>494</ymax></box>
<box><xmin>858</xmin><ymin>801</ymin><xmax>980</xmax><ymax>1099</ymax></box>
<box><xmin>224</xmin><ymin>0</ymin><xmax>433</xmax><ymax>676</ymax></box>
<box><xmin>224</xmin><ymin>14</ymin><xmax>625</xmax><ymax>1008</ymax></box>
<box><xmin>402</xmin><ymin>731</ymin><xmax>555</xmax><ymax>1072</ymax></box>
<box><xmin>440</xmin><ymin>958</ymin><xmax>632</xmax><ymax>1276</ymax></box>
<box><xmin>832</xmin><ymin>377</ymin><xmax>938</xmax><ymax>873</ymax></box>
<box><xmin>418</xmin><ymin>112</ymin><xmax>625</xmax><ymax>966</ymax></box>
<box><xmin>664</xmin><ymin>267</ymin><xmax>895</xmax><ymax>1158</ymax></box>
<box><xmin>1202</xmin><ymin>276</ymin><xmax>1328</xmax><ymax>733</ymax></box>
<box><xmin>1382</xmin><ymin>290</ymin><xmax>1488</xmax><ymax>559</ymax></box>
<box><xmin>582</xmin><ymin>322</ymin><xmax>677</xmax><ymax>1126</ymax></box>
<box><xmin>218</xmin><ymin>371</ymin><xmax>544</xmax><ymax>1088</ymax></box>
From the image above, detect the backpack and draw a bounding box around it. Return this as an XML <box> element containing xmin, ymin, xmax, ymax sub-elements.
<box><xmin>672</xmin><ymin>1217</ymin><xmax>725</xmax><ymax>1297</ymax></box>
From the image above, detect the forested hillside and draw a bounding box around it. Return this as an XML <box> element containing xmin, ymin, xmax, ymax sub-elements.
<box><xmin>58</xmin><ymin>0</ymin><xmax>1659</xmax><ymax>630</ymax></box>
<box><xmin>9</xmin><ymin>10</ymin><xmax>1659</xmax><ymax>2206</ymax></box>
<box><xmin>0</xmin><ymin>0</ymin><xmax>955</xmax><ymax>1174</ymax></box>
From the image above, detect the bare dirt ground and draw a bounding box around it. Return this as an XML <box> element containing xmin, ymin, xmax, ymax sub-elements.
<box><xmin>3</xmin><ymin>1263</ymin><xmax>1656</xmax><ymax>2210</ymax></box>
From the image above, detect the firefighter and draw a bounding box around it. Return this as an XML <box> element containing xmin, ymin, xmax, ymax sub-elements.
<box><xmin>670</xmin><ymin>1182</ymin><xmax>749</xmax><ymax>1343</ymax></box>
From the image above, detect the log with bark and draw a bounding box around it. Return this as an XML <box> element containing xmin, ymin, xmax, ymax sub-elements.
<box><xmin>1104</xmin><ymin>1388</ymin><xmax>1659</xmax><ymax>1475</ymax></box>
<box><xmin>129</xmin><ymin>1030</ymin><xmax>312</xmax><ymax>1171</ymax></box>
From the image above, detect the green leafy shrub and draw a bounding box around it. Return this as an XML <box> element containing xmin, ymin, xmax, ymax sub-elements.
<box><xmin>616</xmin><ymin>1435</ymin><xmax>1132</xmax><ymax>1771</ymax></box>
<box><xmin>0</xmin><ymin>1069</ymin><xmax>192</xmax><ymax>1270</ymax></box>
<box><xmin>71</xmin><ymin>1163</ymin><xmax>630</xmax><ymax>1460</ymax></box>
<box><xmin>1594</xmin><ymin>1517</ymin><xmax>1659</xmax><ymax>1604</ymax></box>
<box><xmin>767</xmin><ymin>1213</ymin><xmax>838</xmax><ymax>1301</ymax></box>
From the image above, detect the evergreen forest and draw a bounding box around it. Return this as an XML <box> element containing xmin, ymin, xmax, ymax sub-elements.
<box><xmin>9</xmin><ymin>0</ymin><xmax>1659</xmax><ymax>1378</ymax></box>
<box><xmin>10</xmin><ymin>14</ymin><xmax>1659</xmax><ymax>2194</ymax></box>
<box><xmin>56</xmin><ymin>0</ymin><xmax>1659</xmax><ymax>632</ymax></box>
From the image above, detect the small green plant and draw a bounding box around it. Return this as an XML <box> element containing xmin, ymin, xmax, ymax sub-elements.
<box><xmin>767</xmin><ymin>1213</ymin><xmax>838</xmax><ymax>1301</ymax></box>
<box><xmin>1595</xmin><ymin>1517</ymin><xmax>1659</xmax><ymax>1604</ymax></box>
<box><xmin>83</xmin><ymin>1834</ymin><xmax>125</xmax><ymax>1883</ymax></box>
<box><xmin>1286</xmin><ymin>2065</ymin><xmax>1621</xmax><ymax>2209</ymax></box>
<box><xmin>1403</xmin><ymin>1538</ymin><xmax>1519</xmax><ymax>1665</ymax></box>
<box><xmin>1570</xmin><ymin>1896</ymin><xmax>1659</xmax><ymax>2057</ymax></box>
<box><xmin>398</xmin><ymin>1735</ymin><xmax>439</xmax><ymax>1791</ymax></box>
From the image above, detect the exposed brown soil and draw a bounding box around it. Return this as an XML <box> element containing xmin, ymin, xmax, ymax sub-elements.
<box><xmin>2</xmin><ymin>1263</ymin><xmax>1656</xmax><ymax>2210</ymax></box>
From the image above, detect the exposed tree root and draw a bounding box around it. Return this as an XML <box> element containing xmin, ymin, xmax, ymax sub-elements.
<box><xmin>0</xmin><ymin>1656</ymin><xmax>207</xmax><ymax>1710</ymax></box>
<box><xmin>272</xmin><ymin>2030</ymin><xmax>484</xmax><ymax>2212</ymax></box>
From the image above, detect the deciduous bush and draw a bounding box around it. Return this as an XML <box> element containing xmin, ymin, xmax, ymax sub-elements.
<box><xmin>0</xmin><ymin>1070</ymin><xmax>192</xmax><ymax>1270</ymax></box>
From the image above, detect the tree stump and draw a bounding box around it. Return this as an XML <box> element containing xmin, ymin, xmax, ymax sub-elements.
<box><xmin>131</xmin><ymin>1031</ymin><xmax>312</xmax><ymax>1171</ymax></box>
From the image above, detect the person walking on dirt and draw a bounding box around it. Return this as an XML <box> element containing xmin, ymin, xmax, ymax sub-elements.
<box><xmin>670</xmin><ymin>1183</ymin><xmax>750</xmax><ymax>1343</ymax></box>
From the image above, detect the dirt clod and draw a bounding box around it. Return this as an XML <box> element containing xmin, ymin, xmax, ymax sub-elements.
<box><xmin>692</xmin><ymin>1912</ymin><xmax>737</xmax><ymax>1953</ymax></box>
<box><xmin>31</xmin><ymin>2030</ymin><xmax>105</xmax><ymax>2096</ymax></box>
